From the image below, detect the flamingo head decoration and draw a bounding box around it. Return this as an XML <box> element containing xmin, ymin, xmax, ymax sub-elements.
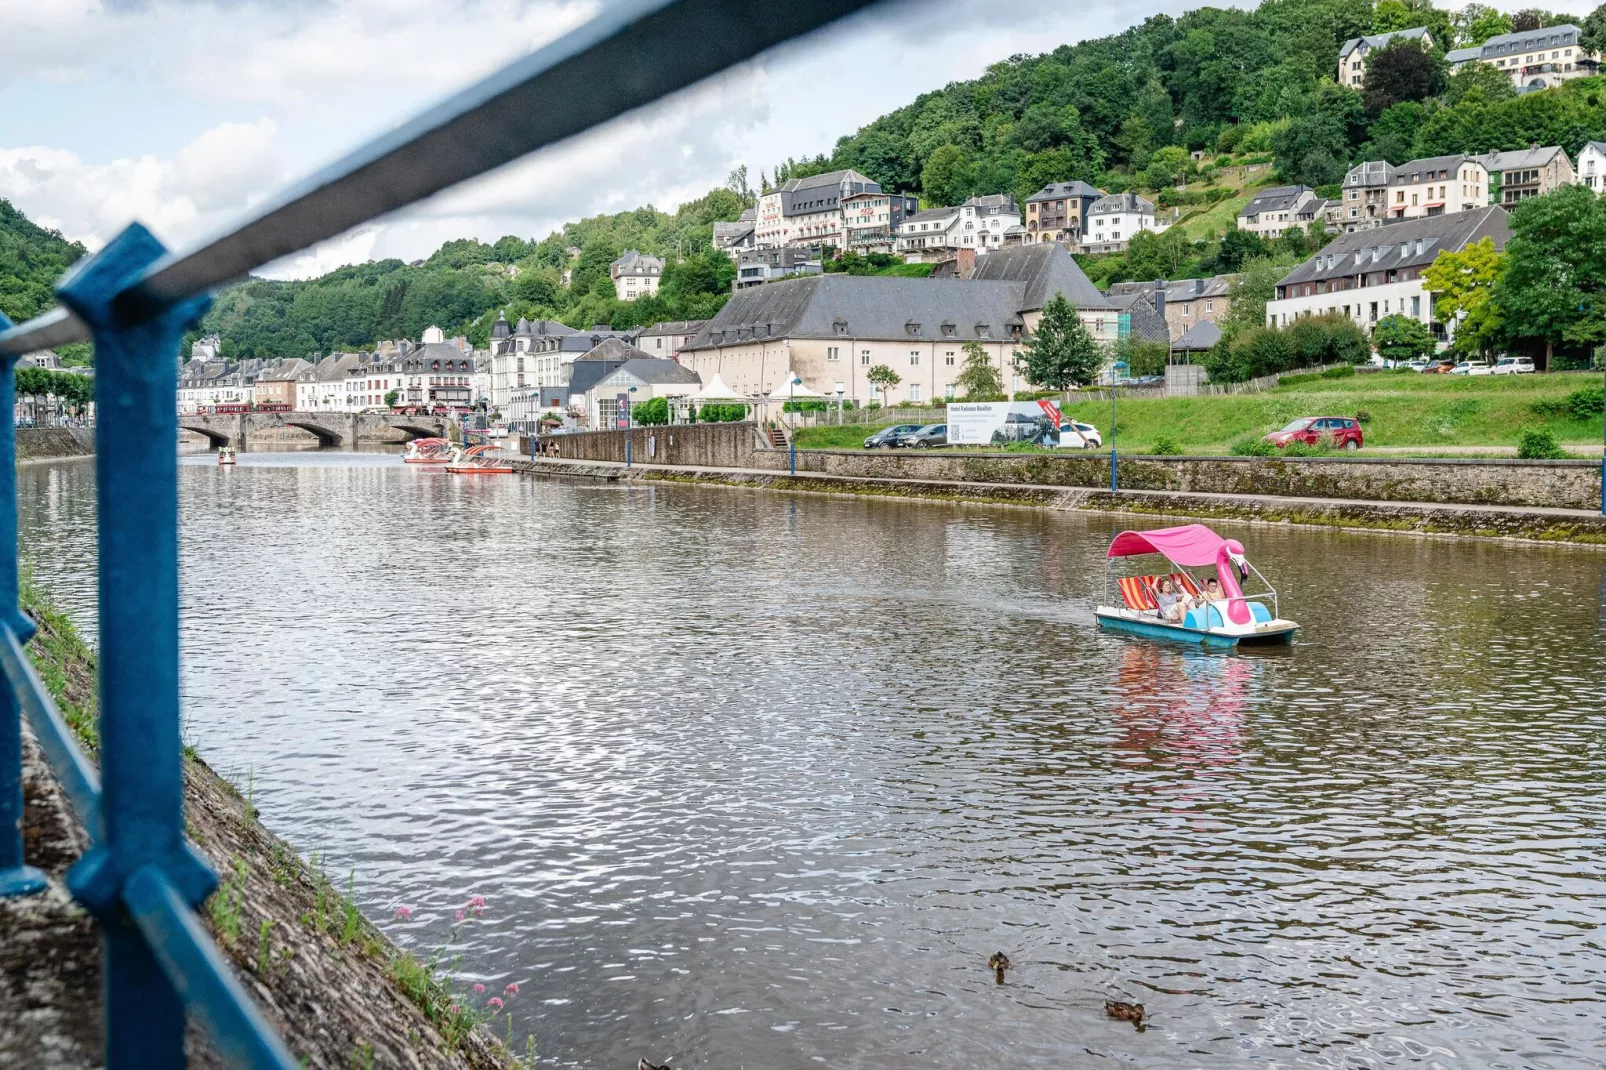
<box><xmin>1216</xmin><ymin>538</ymin><xmax>1253</xmax><ymax>624</ymax></box>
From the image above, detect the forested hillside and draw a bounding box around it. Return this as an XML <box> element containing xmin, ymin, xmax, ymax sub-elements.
<box><xmin>0</xmin><ymin>199</ymin><xmax>92</xmax><ymax>365</ymax></box>
<box><xmin>16</xmin><ymin>0</ymin><xmax>1606</xmax><ymax>365</ymax></box>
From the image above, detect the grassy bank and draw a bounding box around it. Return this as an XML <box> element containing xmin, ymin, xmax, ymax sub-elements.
<box><xmin>12</xmin><ymin>578</ymin><xmax>525</xmax><ymax>1068</ymax></box>
<box><xmin>794</xmin><ymin>373</ymin><xmax>1605</xmax><ymax>455</ymax></box>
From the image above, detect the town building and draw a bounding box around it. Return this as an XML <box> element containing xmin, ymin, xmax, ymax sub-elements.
<box><xmin>1024</xmin><ymin>181</ymin><xmax>1104</xmax><ymax>245</ymax></box>
<box><xmin>1383</xmin><ymin>155</ymin><xmax>1489</xmax><ymax>219</ymax></box>
<box><xmin>585</xmin><ymin>359</ymin><xmax>703</xmax><ymax>429</ymax></box>
<box><xmin>679</xmin><ymin>243</ymin><xmax>1120</xmax><ymax>405</ymax></box>
<box><xmin>1237</xmin><ymin>185</ymin><xmax>1315</xmax><ymax>238</ymax></box>
<box><xmin>251</xmin><ymin>358</ymin><xmax>310</xmax><ymax>407</ymax></box>
<box><xmin>1103</xmin><ymin>289</ymin><xmax>1172</xmax><ymax>346</ymax></box>
<box><xmin>842</xmin><ymin>191</ymin><xmax>921</xmax><ymax>255</ymax></box>
<box><xmin>735</xmin><ymin>247</ymin><xmax>822</xmax><ymax>289</ymax></box>
<box><xmin>898</xmin><ymin>195</ymin><xmax>1021</xmax><ymax>260</ymax></box>
<box><xmin>1445</xmin><ymin>24</ymin><xmax>1597</xmax><ymax>91</ymax></box>
<box><xmin>350</xmin><ymin>343</ymin><xmax>474</xmax><ymax>412</ymax></box>
<box><xmin>1470</xmin><ymin>146</ymin><xmax>1577</xmax><ymax>205</ymax></box>
<box><xmin>1108</xmin><ymin>276</ymin><xmax>1235</xmax><ymax>342</ymax></box>
<box><xmin>610</xmin><ymin>250</ymin><xmax>664</xmax><ymax>300</ymax></box>
<box><xmin>1338</xmin><ymin>27</ymin><xmax>1435</xmax><ymax>87</ymax></box>
<box><xmin>637</xmin><ymin>319</ymin><xmax>708</xmax><ymax>360</ymax></box>
<box><xmin>713</xmin><ymin>208</ymin><xmax>757</xmax><ymax>258</ymax></box>
<box><xmin>1081</xmin><ymin>193</ymin><xmax>1161</xmax><ymax>253</ymax></box>
<box><xmin>755</xmin><ymin>169</ymin><xmax>884</xmax><ymax>249</ymax></box>
<box><xmin>1337</xmin><ymin>161</ymin><xmax>1395</xmax><ymax>230</ymax></box>
<box><xmin>177</xmin><ymin>358</ymin><xmax>270</xmax><ymax>413</ymax></box>
<box><xmin>509</xmin><ymin>337</ymin><xmax>654</xmax><ymax>427</ymax></box>
<box><xmin>1265</xmin><ymin>207</ymin><xmax>1511</xmax><ymax>345</ymax></box>
<box><xmin>487</xmin><ymin>313</ymin><xmax>578</xmax><ymax>410</ymax></box>
<box><xmin>527</xmin><ymin>326</ymin><xmax>642</xmax><ymax>392</ymax></box>
<box><xmin>294</xmin><ymin>354</ymin><xmax>363</xmax><ymax>412</ymax></box>
<box><xmin>189</xmin><ymin>335</ymin><xmax>221</xmax><ymax>362</ymax></box>
<box><xmin>1579</xmin><ymin>141</ymin><xmax>1606</xmax><ymax>192</ymax></box>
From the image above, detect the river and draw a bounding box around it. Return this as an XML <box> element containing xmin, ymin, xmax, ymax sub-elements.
<box><xmin>17</xmin><ymin>451</ymin><xmax>1606</xmax><ymax>1068</ymax></box>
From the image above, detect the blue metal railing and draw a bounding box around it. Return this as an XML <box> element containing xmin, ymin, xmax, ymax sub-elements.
<box><xmin>0</xmin><ymin>1</ymin><xmax>882</xmax><ymax>1064</ymax></box>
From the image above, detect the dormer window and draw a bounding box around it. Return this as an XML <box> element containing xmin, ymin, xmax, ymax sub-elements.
<box><xmin>941</xmin><ymin>322</ymin><xmax>957</xmax><ymax>337</ymax></box>
<box><xmin>976</xmin><ymin>324</ymin><xmax>990</xmax><ymax>337</ymax></box>
<box><xmin>833</xmin><ymin>318</ymin><xmax>848</xmax><ymax>336</ymax></box>
<box><xmin>905</xmin><ymin>322</ymin><xmax>921</xmax><ymax>337</ymax></box>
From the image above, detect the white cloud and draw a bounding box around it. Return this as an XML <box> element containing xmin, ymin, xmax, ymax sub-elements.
<box><xmin>0</xmin><ymin>118</ymin><xmax>281</xmax><ymax>250</ymax></box>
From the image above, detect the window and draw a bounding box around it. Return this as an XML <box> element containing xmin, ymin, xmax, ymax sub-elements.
<box><xmin>909</xmin><ymin>384</ymin><xmax>921</xmax><ymax>401</ymax></box>
<box><xmin>860</xmin><ymin>350</ymin><xmax>870</xmax><ymax>365</ymax></box>
<box><xmin>910</xmin><ymin>351</ymin><xmax>920</xmax><ymax>366</ymax></box>
<box><xmin>946</xmin><ymin>383</ymin><xmax>955</xmax><ymax>400</ymax></box>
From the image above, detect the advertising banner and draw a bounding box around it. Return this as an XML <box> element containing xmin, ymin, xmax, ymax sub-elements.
<box><xmin>947</xmin><ymin>400</ymin><xmax>1088</xmax><ymax>448</ymax></box>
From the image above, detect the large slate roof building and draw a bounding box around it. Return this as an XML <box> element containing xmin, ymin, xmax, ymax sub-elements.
<box><xmin>681</xmin><ymin>243</ymin><xmax>1123</xmax><ymax>405</ymax></box>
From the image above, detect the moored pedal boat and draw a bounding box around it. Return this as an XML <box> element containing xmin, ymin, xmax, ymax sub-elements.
<box><xmin>445</xmin><ymin>444</ymin><xmax>515</xmax><ymax>474</ymax></box>
<box><xmin>1094</xmin><ymin>524</ymin><xmax>1298</xmax><ymax>648</ymax></box>
<box><xmin>402</xmin><ymin>437</ymin><xmax>453</xmax><ymax>464</ymax></box>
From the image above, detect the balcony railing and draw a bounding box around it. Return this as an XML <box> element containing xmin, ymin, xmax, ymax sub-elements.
<box><xmin>0</xmin><ymin>1</ymin><xmax>880</xmax><ymax>1065</ymax></box>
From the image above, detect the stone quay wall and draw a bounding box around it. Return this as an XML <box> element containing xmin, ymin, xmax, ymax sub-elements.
<box><xmin>15</xmin><ymin>427</ymin><xmax>94</xmax><ymax>461</ymax></box>
<box><xmin>539</xmin><ymin>423</ymin><xmax>1601</xmax><ymax>510</ymax></box>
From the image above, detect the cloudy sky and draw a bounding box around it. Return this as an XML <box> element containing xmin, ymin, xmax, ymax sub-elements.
<box><xmin>0</xmin><ymin>0</ymin><xmax>1590</xmax><ymax>279</ymax></box>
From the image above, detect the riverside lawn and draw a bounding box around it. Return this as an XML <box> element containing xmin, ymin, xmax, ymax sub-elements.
<box><xmin>792</xmin><ymin>373</ymin><xmax>1605</xmax><ymax>456</ymax></box>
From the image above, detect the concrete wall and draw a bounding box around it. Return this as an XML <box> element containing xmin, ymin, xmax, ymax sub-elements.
<box><xmin>536</xmin><ymin>425</ymin><xmax>1601</xmax><ymax>509</ymax></box>
<box><xmin>542</xmin><ymin>422</ymin><xmax>759</xmax><ymax>468</ymax></box>
<box><xmin>15</xmin><ymin>427</ymin><xmax>94</xmax><ymax>460</ymax></box>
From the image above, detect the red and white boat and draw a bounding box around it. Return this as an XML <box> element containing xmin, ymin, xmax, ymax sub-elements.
<box><xmin>445</xmin><ymin>444</ymin><xmax>515</xmax><ymax>475</ymax></box>
<box><xmin>402</xmin><ymin>438</ymin><xmax>453</xmax><ymax>464</ymax></box>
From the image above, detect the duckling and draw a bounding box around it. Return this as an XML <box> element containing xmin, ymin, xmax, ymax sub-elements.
<box><xmin>638</xmin><ymin>1060</ymin><xmax>671</xmax><ymax>1070</ymax></box>
<box><xmin>988</xmin><ymin>951</ymin><xmax>1011</xmax><ymax>983</ymax></box>
<box><xmin>1104</xmin><ymin>1000</ymin><xmax>1145</xmax><ymax>1028</ymax></box>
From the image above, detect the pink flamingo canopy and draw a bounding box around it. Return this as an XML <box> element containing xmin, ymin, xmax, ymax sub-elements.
<box><xmin>1107</xmin><ymin>524</ymin><xmax>1232</xmax><ymax>567</ymax></box>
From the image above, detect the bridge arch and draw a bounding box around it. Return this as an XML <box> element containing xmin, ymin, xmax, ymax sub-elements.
<box><xmin>178</xmin><ymin>422</ymin><xmax>231</xmax><ymax>447</ymax></box>
<box><xmin>282</xmin><ymin>420</ymin><xmax>343</xmax><ymax>448</ymax></box>
<box><xmin>394</xmin><ymin>423</ymin><xmax>446</xmax><ymax>441</ymax></box>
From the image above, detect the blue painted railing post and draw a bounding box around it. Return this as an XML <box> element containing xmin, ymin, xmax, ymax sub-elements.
<box><xmin>57</xmin><ymin>225</ymin><xmax>218</xmax><ymax>1068</ymax></box>
<box><xmin>0</xmin><ymin>311</ymin><xmax>48</xmax><ymax>899</ymax></box>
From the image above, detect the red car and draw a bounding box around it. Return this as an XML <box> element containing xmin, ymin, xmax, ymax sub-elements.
<box><xmin>1263</xmin><ymin>416</ymin><xmax>1364</xmax><ymax>450</ymax></box>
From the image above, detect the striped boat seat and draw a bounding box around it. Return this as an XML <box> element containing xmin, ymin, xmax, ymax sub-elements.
<box><xmin>1116</xmin><ymin>573</ymin><xmax>1202</xmax><ymax>612</ymax></box>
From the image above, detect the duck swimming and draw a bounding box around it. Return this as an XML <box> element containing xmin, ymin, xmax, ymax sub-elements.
<box><xmin>638</xmin><ymin>1060</ymin><xmax>671</xmax><ymax>1070</ymax></box>
<box><xmin>1104</xmin><ymin>1000</ymin><xmax>1145</xmax><ymax>1028</ymax></box>
<box><xmin>988</xmin><ymin>952</ymin><xmax>1011</xmax><ymax>983</ymax></box>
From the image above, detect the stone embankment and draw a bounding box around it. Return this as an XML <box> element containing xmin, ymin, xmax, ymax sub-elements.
<box><xmin>15</xmin><ymin>427</ymin><xmax>94</xmax><ymax>461</ymax></box>
<box><xmin>1</xmin><ymin>588</ymin><xmax>522</xmax><ymax>1069</ymax></box>
<box><xmin>515</xmin><ymin>423</ymin><xmax>1606</xmax><ymax>545</ymax></box>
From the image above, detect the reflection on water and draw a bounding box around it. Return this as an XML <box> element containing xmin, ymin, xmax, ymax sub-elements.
<box><xmin>18</xmin><ymin>452</ymin><xmax>1606</xmax><ymax>1068</ymax></box>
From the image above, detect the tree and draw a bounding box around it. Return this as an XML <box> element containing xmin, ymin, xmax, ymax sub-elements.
<box><xmin>1022</xmin><ymin>294</ymin><xmax>1103</xmax><ymax>389</ymax></box>
<box><xmin>865</xmin><ymin>364</ymin><xmax>902</xmax><ymax>404</ymax></box>
<box><xmin>384</xmin><ymin>389</ymin><xmax>400</xmax><ymax>408</ymax></box>
<box><xmin>953</xmin><ymin>340</ymin><xmax>1003</xmax><ymax>398</ymax></box>
<box><xmin>632</xmin><ymin>396</ymin><xmax>670</xmax><ymax>425</ymax></box>
<box><xmin>1584</xmin><ymin>1</ymin><xmax>1606</xmax><ymax>56</ymax></box>
<box><xmin>1362</xmin><ymin>38</ymin><xmax>1446</xmax><ymax>115</ymax></box>
<box><xmin>1372</xmin><ymin>314</ymin><xmax>1439</xmax><ymax>362</ymax></box>
<box><xmin>1495</xmin><ymin>185</ymin><xmax>1606</xmax><ymax>359</ymax></box>
<box><xmin>1216</xmin><ymin>227</ymin><xmax>1268</xmax><ymax>272</ymax></box>
<box><xmin>1422</xmin><ymin>237</ymin><xmax>1506</xmax><ymax>355</ymax></box>
<box><xmin>919</xmin><ymin>144</ymin><xmax>972</xmax><ymax>207</ymax></box>
<box><xmin>1217</xmin><ymin>256</ymin><xmax>1294</xmax><ymax>343</ymax></box>
<box><xmin>1440</xmin><ymin>61</ymin><xmax>1515</xmax><ymax>107</ymax></box>
<box><xmin>1454</xmin><ymin>4</ymin><xmax>1513</xmax><ymax>46</ymax></box>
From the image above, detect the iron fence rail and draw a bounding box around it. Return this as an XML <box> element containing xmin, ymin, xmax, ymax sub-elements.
<box><xmin>0</xmin><ymin>0</ymin><xmax>885</xmax><ymax>1065</ymax></box>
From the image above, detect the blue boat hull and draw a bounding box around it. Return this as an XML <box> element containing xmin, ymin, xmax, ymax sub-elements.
<box><xmin>1095</xmin><ymin>609</ymin><xmax>1297</xmax><ymax>649</ymax></box>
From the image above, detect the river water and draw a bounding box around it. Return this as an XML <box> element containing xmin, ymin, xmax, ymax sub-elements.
<box><xmin>18</xmin><ymin>452</ymin><xmax>1606</xmax><ymax>1069</ymax></box>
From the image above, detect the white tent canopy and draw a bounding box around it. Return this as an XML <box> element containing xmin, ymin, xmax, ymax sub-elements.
<box><xmin>688</xmin><ymin>373</ymin><xmax>749</xmax><ymax>403</ymax></box>
<box><xmin>768</xmin><ymin>372</ymin><xmax>824</xmax><ymax>399</ymax></box>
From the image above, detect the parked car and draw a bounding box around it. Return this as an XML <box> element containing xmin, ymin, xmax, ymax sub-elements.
<box><xmin>1127</xmin><ymin>375</ymin><xmax>1165</xmax><ymax>387</ymax></box>
<box><xmin>1407</xmin><ymin>359</ymin><xmax>1433</xmax><ymax>373</ymax></box>
<box><xmin>898</xmin><ymin>423</ymin><xmax>948</xmax><ymax>448</ymax></box>
<box><xmin>863</xmin><ymin>423</ymin><xmax>924</xmax><ymax>449</ymax></box>
<box><xmin>1424</xmin><ymin>359</ymin><xmax>1458</xmax><ymax>373</ymax></box>
<box><xmin>1061</xmin><ymin>420</ymin><xmax>1102</xmax><ymax>448</ymax></box>
<box><xmin>1492</xmin><ymin>356</ymin><xmax>1535</xmax><ymax>375</ymax></box>
<box><xmin>1263</xmin><ymin>416</ymin><xmax>1364</xmax><ymax>450</ymax></box>
<box><xmin>1451</xmin><ymin>360</ymin><xmax>1493</xmax><ymax>375</ymax></box>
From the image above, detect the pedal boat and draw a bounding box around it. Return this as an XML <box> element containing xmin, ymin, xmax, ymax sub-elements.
<box><xmin>402</xmin><ymin>437</ymin><xmax>453</xmax><ymax>464</ymax></box>
<box><xmin>1094</xmin><ymin>524</ymin><xmax>1298</xmax><ymax>648</ymax></box>
<box><xmin>445</xmin><ymin>444</ymin><xmax>515</xmax><ymax>474</ymax></box>
<box><xmin>217</xmin><ymin>446</ymin><xmax>236</xmax><ymax>466</ymax></box>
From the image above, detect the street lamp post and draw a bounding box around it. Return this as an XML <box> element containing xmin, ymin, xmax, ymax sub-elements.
<box><xmin>834</xmin><ymin>383</ymin><xmax>845</xmax><ymax>427</ymax></box>
<box><xmin>1110</xmin><ymin>379</ymin><xmax>1119</xmax><ymax>493</ymax></box>
<box><xmin>789</xmin><ymin>374</ymin><xmax>801</xmax><ymax>476</ymax></box>
<box><xmin>625</xmin><ymin>385</ymin><xmax>637</xmax><ymax>468</ymax></box>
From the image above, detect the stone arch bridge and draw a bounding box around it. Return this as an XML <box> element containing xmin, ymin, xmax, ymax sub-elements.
<box><xmin>178</xmin><ymin>412</ymin><xmax>448</xmax><ymax>449</ymax></box>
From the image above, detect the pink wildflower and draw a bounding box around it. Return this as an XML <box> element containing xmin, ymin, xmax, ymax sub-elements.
<box><xmin>455</xmin><ymin>909</ymin><xmax>465</xmax><ymax>922</ymax></box>
<box><xmin>393</xmin><ymin>906</ymin><xmax>413</xmax><ymax>921</ymax></box>
<box><xmin>450</xmin><ymin>1004</ymin><xmax>459</xmax><ymax>1015</ymax></box>
<box><xmin>468</xmin><ymin>895</ymin><xmax>486</xmax><ymax>908</ymax></box>
<box><xmin>473</xmin><ymin>983</ymin><xmax>485</xmax><ymax>994</ymax></box>
<box><xmin>504</xmin><ymin>982</ymin><xmax>519</xmax><ymax>996</ymax></box>
<box><xmin>487</xmin><ymin>996</ymin><xmax>504</xmax><ymax>1011</ymax></box>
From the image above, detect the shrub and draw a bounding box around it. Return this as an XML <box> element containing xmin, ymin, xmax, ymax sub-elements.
<box><xmin>781</xmin><ymin>399</ymin><xmax>830</xmax><ymax>412</ymax></box>
<box><xmin>1516</xmin><ymin>427</ymin><xmax>1566</xmax><ymax>460</ymax></box>
<box><xmin>1567</xmin><ymin>385</ymin><xmax>1604</xmax><ymax>422</ymax></box>
<box><xmin>1281</xmin><ymin>439</ymin><xmax>1333</xmax><ymax>457</ymax></box>
<box><xmin>1354</xmin><ymin>409</ymin><xmax>1372</xmax><ymax>424</ymax></box>
<box><xmin>1231</xmin><ymin>434</ymin><xmax>1278</xmax><ymax>457</ymax></box>
<box><xmin>1530</xmin><ymin>397</ymin><xmax>1567</xmax><ymax>417</ymax></box>
<box><xmin>694</xmin><ymin>403</ymin><xmax>747</xmax><ymax>423</ymax></box>
<box><xmin>1150</xmin><ymin>435</ymin><xmax>1183</xmax><ymax>455</ymax></box>
<box><xmin>1321</xmin><ymin>364</ymin><xmax>1355</xmax><ymax>379</ymax></box>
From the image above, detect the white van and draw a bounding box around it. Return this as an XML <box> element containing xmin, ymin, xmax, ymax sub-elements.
<box><xmin>1492</xmin><ymin>356</ymin><xmax>1535</xmax><ymax>375</ymax></box>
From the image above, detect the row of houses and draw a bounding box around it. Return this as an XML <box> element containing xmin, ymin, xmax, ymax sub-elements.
<box><xmin>1340</xmin><ymin>23</ymin><xmax>1597</xmax><ymax>93</ymax></box>
<box><xmin>713</xmin><ymin>170</ymin><xmax>1169</xmax><ymax>264</ymax></box>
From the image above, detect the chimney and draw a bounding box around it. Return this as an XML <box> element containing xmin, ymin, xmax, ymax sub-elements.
<box><xmin>1153</xmin><ymin>278</ymin><xmax>1166</xmax><ymax>320</ymax></box>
